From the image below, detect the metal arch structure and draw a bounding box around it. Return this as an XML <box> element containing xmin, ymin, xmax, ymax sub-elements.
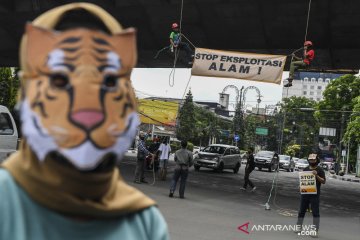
<box><xmin>242</xmin><ymin>86</ymin><xmax>262</xmax><ymax>109</ymax></box>
<box><xmin>221</xmin><ymin>85</ymin><xmax>240</xmax><ymax>104</ymax></box>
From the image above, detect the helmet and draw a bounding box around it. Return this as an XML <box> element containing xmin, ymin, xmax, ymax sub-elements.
<box><xmin>172</xmin><ymin>23</ymin><xmax>179</xmax><ymax>29</ymax></box>
<box><xmin>304</xmin><ymin>41</ymin><xmax>313</xmax><ymax>47</ymax></box>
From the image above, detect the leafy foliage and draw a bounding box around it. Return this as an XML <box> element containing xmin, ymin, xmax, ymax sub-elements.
<box><xmin>0</xmin><ymin>67</ymin><xmax>20</xmax><ymax>110</ymax></box>
<box><xmin>278</xmin><ymin>96</ymin><xmax>318</xmax><ymax>157</ymax></box>
<box><xmin>176</xmin><ymin>90</ymin><xmax>195</xmax><ymax>141</ymax></box>
<box><xmin>285</xmin><ymin>144</ymin><xmax>301</xmax><ymax>157</ymax></box>
<box><xmin>344</xmin><ymin>96</ymin><xmax>360</xmax><ymax>144</ymax></box>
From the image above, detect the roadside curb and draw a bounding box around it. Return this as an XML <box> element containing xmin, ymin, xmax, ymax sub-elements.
<box><xmin>330</xmin><ymin>174</ymin><xmax>360</xmax><ymax>183</ymax></box>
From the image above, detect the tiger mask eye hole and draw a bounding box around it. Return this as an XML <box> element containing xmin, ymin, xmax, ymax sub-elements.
<box><xmin>50</xmin><ymin>73</ymin><xmax>69</xmax><ymax>89</ymax></box>
<box><xmin>103</xmin><ymin>75</ymin><xmax>118</xmax><ymax>89</ymax></box>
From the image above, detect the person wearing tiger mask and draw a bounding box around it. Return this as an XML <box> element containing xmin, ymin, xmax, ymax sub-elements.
<box><xmin>0</xmin><ymin>3</ymin><xmax>169</xmax><ymax>240</ymax></box>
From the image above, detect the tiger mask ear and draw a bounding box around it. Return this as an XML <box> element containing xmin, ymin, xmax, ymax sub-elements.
<box><xmin>24</xmin><ymin>23</ymin><xmax>61</xmax><ymax>76</ymax></box>
<box><xmin>106</xmin><ymin>27</ymin><xmax>137</xmax><ymax>73</ymax></box>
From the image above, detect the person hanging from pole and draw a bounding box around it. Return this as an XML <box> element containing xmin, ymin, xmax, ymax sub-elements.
<box><xmin>169</xmin><ymin>23</ymin><xmax>194</xmax><ymax>65</ymax></box>
<box><xmin>284</xmin><ymin>41</ymin><xmax>315</xmax><ymax>87</ymax></box>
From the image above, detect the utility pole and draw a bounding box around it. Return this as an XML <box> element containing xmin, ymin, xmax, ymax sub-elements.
<box><xmin>339</xmin><ymin>112</ymin><xmax>345</xmax><ymax>163</ymax></box>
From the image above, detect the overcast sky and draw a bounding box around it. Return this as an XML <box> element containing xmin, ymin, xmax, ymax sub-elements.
<box><xmin>131</xmin><ymin>68</ymin><xmax>289</xmax><ymax>111</ymax></box>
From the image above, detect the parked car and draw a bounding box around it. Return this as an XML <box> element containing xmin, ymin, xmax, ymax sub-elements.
<box><xmin>295</xmin><ymin>159</ymin><xmax>309</xmax><ymax>170</ymax></box>
<box><xmin>0</xmin><ymin>105</ymin><xmax>19</xmax><ymax>162</ymax></box>
<box><xmin>193</xmin><ymin>144</ymin><xmax>241</xmax><ymax>173</ymax></box>
<box><xmin>254</xmin><ymin>151</ymin><xmax>279</xmax><ymax>172</ymax></box>
<box><xmin>279</xmin><ymin>155</ymin><xmax>295</xmax><ymax>172</ymax></box>
<box><xmin>292</xmin><ymin>157</ymin><xmax>300</xmax><ymax>163</ymax></box>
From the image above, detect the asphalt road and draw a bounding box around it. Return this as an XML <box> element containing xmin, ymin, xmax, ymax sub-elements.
<box><xmin>120</xmin><ymin>153</ymin><xmax>360</xmax><ymax>240</ymax></box>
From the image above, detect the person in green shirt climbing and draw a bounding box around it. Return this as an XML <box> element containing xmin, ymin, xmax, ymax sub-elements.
<box><xmin>170</xmin><ymin>22</ymin><xmax>194</xmax><ymax>64</ymax></box>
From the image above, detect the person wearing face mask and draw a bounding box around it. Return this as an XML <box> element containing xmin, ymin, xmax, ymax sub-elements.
<box><xmin>295</xmin><ymin>153</ymin><xmax>326</xmax><ymax>238</ymax></box>
<box><xmin>0</xmin><ymin>3</ymin><xmax>169</xmax><ymax>240</ymax></box>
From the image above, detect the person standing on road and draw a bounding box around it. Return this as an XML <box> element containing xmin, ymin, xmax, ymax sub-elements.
<box><xmin>134</xmin><ymin>130</ymin><xmax>153</xmax><ymax>184</ymax></box>
<box><xmin>296</xmin><ymin>153</ymin><xmax>326</xmax><ymax>238</ymax></box>
<box><xmin>240</xmin><ymin>147</ymin><xmax>256</xmax><ymax>192</ymax></box>
<box><xmin>158</xmin><ymin>138</ymin><xmax>171</xmax><ymax>181</ymax></box>
<box><xmin>169</xmin><ymin>140</ymin><xmax>193</xmax><ymax>199</ymax></box>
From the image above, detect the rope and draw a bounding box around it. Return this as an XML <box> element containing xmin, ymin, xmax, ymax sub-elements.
<box><xmin>168</xmin><ymin>0</ymin><xmax>185</xmax><ymax>87</ymax></box>
<box><xmin>265</xmin><ymin>167</ymin><xmax>280</xmax><ymax>206</ymax></box>
<box><xmin>264</xmin><ymin>83</ymin><xmax>290</xmax><ymax>210</ymax></box>
<box><xmin>181</xmin><ymin>33</ymin><xmax>197</xmax><ymax>49</ymax></box>
<box><xmin>181</xmin><ymin>74</ymin><xmax>193</xmax><ymax>102</ymax></box>
<box><xmin>304</xmin><ymin>0</ymin><xmax>312</xmax><ymax>41</ymax></box>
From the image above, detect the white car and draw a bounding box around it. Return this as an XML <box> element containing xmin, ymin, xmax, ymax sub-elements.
<box><xmin>193</xmin><ymin>144</ymin><xmax>241</xmax><ymax>173</ymax></box>
<box><xmin>295</xmin><ymin>159</ymin><xmax>309</xmax><ymax>170</ymax></box>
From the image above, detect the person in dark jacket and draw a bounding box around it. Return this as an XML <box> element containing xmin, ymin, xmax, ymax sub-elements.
<box><xmin>240</xmin><ymin>147</ymin><xmax>256</xmax><ymax>191</ymax></box>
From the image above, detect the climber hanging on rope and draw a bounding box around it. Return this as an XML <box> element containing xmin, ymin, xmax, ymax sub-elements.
<box><xmin>169</xmin><ymin>22</ymin><xmax>194</xmax><ymax>64</ymax></box>
<box><xmin>154</xmin><ymin>22</ymin><xmax>194</xmax><ymax>65</ymax></box>
<box><xmin>284</xmin><ymin>41</ymin><xmax>315</xmax><ymax>87</ymax></box>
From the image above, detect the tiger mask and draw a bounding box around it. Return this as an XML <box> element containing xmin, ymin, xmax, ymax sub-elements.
<box><xmin>20</xmin><ymin>23</ymin><xmax>140</xmax><ymax>170</ymax></box>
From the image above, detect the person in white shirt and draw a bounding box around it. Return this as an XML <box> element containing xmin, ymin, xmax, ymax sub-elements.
<box><xmin>158</xmin><ymin>138</ymin><xmax>171</xmax><ymax>180</ymax></box>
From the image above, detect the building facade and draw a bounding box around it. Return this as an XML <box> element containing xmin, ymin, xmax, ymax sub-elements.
<box><xmin>282</xmin><ymin>71</ymin><xmax>350</xmax><ymax>101</ymax></box>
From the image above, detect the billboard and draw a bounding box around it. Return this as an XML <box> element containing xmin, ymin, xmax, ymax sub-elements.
<box><xmin>138</xmin><ymin>99</ymin><xmax>179</xmax><ymax>126</ymax></box>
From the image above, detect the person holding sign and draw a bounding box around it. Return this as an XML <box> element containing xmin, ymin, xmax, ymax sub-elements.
<box><xmin>296</xmin><ymin>154</ymin><xmax>326</xmax><ymax>238</ymax></box>
<box><xmin>284</xmin><ymin>41</ymin><xmax>315</xmax><ymax>87</ymax></box>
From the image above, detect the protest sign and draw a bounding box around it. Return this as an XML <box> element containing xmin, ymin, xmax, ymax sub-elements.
<box><xmin>299</xmin><ymin>171</ymin><xmax>317</xmax><ymax>194</ymax></box>
<box><xmin>191</xmin><ymin>48</ymin><xmax>287</xmax><ymax>84</ymax></box>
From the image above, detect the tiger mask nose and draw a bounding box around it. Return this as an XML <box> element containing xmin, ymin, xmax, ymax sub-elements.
<box><xmin>71</xmin><ymin>110</ymin><xmax>104</xmax><ymax>129</ymax></box>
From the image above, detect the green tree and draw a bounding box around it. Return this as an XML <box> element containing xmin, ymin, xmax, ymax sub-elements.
<box><xmin>279</xmin><ymin>96</ymin><xmax>317</xmax><ymax>157</ymax></box>
<box><xmin>343</xmin><ymin>96</ymin><xmax>360</xmax><ymax>167</ymax></box>
<box><xmin>192</xmin><ymin>105</ymin><xmax>232</xmax><ymax>146</ymax></box>
<box><xmin>176</xmin><ymin>90</ymin><xmax>195</xmax><ymax>141</ymax></box>
<box><xmin>316</xmin><ymin>74</ymin><xmax>360</xmax><ymax>158</ymax></box>
<box><xmin>243</xmin><ymin>114</ymin><xmax>262</xmax><ymax>150</ymax></box>
<box><xmin>344</xmin><ymin>96</ymin><xmax>360</xmax><ymax>144</ymax></box>
<box><xmin>285</xmin><ymin>144</ymin><xmax>301</xmax><ymax>157</ymax></box>
<box><xmin>0</xmin><ymin>67</ymin><xmax>20</xmax><ymax>110</ymax></box>
<box><xmin>232</xmin><ymin>102</ymin><xmax>245</xmax><ymax>148</ymax></box>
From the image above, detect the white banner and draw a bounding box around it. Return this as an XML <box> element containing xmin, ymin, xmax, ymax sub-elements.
<box><xmin>191</xmin><ymin>48</ymin><xmax>287</xmax><ymax>84</ymax></box>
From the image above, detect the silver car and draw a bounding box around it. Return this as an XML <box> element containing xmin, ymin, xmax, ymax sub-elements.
<box><xmin>193</xmin><ymin>144</ymin><xmax>241</xmax><ymax>173</ymax></box>
<box><xmin>295</xmin><ymin>159</ymin><xmax>309</xmax><ymax>170</ymax></box>
<box><xmin>279</xmin><ymin>155</ymin><xmax>295</xmax><ymax>172</ymax></box>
